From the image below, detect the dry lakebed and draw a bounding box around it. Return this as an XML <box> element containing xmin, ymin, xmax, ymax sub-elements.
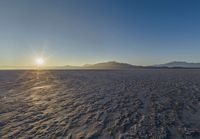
<box><xmin>0</xmin><ymin>69</ymin><xmax>200</xmax><ymax>139</ymax></box>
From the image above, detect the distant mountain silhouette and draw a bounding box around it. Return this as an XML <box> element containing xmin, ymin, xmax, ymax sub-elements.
<box><xmin>82</xmin><ymin>61</ymin><xmax>139</xmax><ymax>69</ymax></box>
<box><xmin>61</xmin><ymin>61</ymin><xmax>200</xmax><ymax>69</ymax></box>
<box><xmin>155</xmin><ymin>61</ymin><xmax>200</xmax><ymax>68</ymax></box>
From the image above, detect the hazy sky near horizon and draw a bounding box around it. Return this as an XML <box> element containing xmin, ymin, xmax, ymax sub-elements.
<box><xmin>1</xmin><ymin>0</ymin><xmax>200</xmax><ymax>66</ymax></box>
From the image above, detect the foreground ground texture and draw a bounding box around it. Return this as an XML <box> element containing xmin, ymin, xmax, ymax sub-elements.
<box><xmin>0</xmin><ymin>70</ymin><xmax>200</xmax><ymax>139</ymax></box>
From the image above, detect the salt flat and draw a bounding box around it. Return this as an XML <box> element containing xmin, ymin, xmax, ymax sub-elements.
<box><xmin>0</xmin><ymin>70</ymin><xmax>200</xmax><ymax>139</ymax></box>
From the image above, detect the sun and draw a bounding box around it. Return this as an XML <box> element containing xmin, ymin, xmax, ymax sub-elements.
<box><xmin>35</xmin><ymin>57</ymin><xmax>45</xmax><ymax>66</ymax></box>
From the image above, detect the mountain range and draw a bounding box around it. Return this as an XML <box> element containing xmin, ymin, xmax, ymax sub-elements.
<box><xmin>1</xmin><ymin>61</ymin><xmax>200</xmax><ymax>70</ymax></box>
<box><xmin>59</xmin><ymin>61</ymin><xmax>200</xmax><ymax>69</ymax></box>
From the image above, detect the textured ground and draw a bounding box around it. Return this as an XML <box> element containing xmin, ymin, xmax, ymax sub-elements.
<box><xmin>0</xmin><ymin>70</ymin><xmax>200</xmax><ymax>139</ymax></box>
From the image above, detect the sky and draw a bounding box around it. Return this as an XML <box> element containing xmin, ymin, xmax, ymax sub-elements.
<box><xmin>0</xmin><ymin>0</ymin><xmax>200</xmax><ymax>67</ymax></box>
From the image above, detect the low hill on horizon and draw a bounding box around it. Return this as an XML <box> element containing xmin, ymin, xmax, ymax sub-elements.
<box><xmin>155</xmin><ymin>61</ymin><xmax>200</xmax><ymax>68</ymax></box>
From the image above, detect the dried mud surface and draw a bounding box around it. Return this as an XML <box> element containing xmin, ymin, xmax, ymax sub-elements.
<box><xmin>0</xmin><ymin>70</ymin><xmax>200</xmax><ymax>139</ymax></box>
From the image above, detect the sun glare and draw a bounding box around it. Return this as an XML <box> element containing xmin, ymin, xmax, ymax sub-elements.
<box><xmin>36</xmin><ymin>57</ymin><xmax>45</xmax><ymax>66</ymax></box>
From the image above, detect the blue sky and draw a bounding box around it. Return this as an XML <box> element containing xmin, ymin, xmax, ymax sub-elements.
<box><xmin>0</xmin><ymin>0</ymin><xmax>200</xmax><ymax>66</ymax></box>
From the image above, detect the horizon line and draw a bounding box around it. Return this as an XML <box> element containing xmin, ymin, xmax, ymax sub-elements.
<box><xmin>1</xmin><ymin>60</ymin><xmax>200</xmax><ymax>70</ymax></box>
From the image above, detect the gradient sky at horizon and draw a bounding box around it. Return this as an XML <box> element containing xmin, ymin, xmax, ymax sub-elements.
<box><xmin>1</xmin><ymin>0</ymin><xmax>200</xmax><ymax>67</ymax></box>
